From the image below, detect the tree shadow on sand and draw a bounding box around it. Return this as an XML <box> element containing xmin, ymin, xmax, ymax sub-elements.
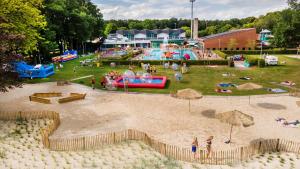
<box><xmin>257</xmin><ymin>103</ymin><xmax>287</xmax><ymax>110</ymax></box>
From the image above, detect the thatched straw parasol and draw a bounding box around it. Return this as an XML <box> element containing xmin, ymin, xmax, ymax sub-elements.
<box><xmin>216</xmin><ymin>110</ymin><xmax>254</xmax><ymax>143</ymax></box>
<box><xmin>176</xmin><ymin>88</ymin><xmax>203</xmax><ymax>112</ymax></box>
<box><xmin>237</xmin><ymin>83</ymin><xmax>263</xmax><ymax>90</ymax></box>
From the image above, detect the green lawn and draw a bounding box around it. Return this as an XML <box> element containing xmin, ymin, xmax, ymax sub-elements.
<box><xmin>27</xmin><ymin>55</ymin><xmax>300</xmax><ymax>95</ymax></box>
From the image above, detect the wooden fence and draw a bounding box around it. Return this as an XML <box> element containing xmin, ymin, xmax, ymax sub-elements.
<box><xmin>0</xmin><ymin>111</ymin><xmax>60</xmax><ymax>149</ymax></box>
<box><xmin>0</xmin><ymin>111</ymin><xmax>299</xmax><ymax>165</ymax></box>
<box><xmin>29</xmin><ymin>96</ymin><xmax>51</xmax><ymax>104</ymax></box>
<box><xmin>58</xmin><ymin>93</ymin><xmax>86</xmax><ymax>104</ymax></box>
<box><xmin>290</xmin><ymin>92</ymin><xmax>300</xmax><ymax>97</ymax></box>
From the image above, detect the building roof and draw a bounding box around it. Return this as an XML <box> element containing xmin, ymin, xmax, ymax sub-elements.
<box><xmin>116</xmin><ymin>29</ymin><xmax>184</xmax><ymax>35</ymax></box>
<box><xmin>200</xmin><ymin>28</ymin><xmax>256</xmax><ymax>41</ymax></box>
<box><xmin>260</xmin><ymin>29</ymin><xmax>272</xmax><ymax>34</ymax></box>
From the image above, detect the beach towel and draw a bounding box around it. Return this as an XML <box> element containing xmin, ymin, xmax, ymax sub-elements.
<box><xmin>218</xmin><ymin>83</ymin><xmax>237</xmax><ymax>88</ymax></box>
<box><xmin>267</xmin><ymin>88</ymin><xmax>287</xmax><ymax>93</ymax></box>
<box><xmin>215</xmin><ymin>89</ymin><xmax>232</xmax><ymax>93</ymax></box>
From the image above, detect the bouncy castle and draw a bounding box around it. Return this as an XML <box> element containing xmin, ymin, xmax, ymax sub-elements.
<box><xmin>14</xmin><ymin>61</ymin><xmax>54</xmax><ymax>78</ymax></box>
<box><xmin>52</xmin><ymin>50</ymin><xmax>78</xmax><ymax>62</ymax></box>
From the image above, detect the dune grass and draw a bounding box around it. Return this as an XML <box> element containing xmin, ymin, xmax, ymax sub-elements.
<box><xmin>26</xmin><ymin>55</ymin><xmax>300</xmax><ymax>95</ymax></box>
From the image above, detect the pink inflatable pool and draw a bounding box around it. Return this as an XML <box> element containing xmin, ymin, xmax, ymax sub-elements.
<box><xmin>114</xmin><ymin>76</ymin><xmax>167</xmax><ymax>89</ymax></box>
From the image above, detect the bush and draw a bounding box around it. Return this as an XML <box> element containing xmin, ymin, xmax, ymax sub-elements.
<box><xmin>258</xmin><ymin>59</ymin><xmax>265</xmax><ymax>68</ymax></box>
<box><xmin>222</xmin><ymin>49</ymin><xmax>297</xmax><ymax>55</ymax></box>
<box><xmin>214</xmin><ymin>50</ymin><xmax>228</xmax><ymax>59</ymax></box>
<box><xmin>101</xmin><ymin>60</ymin><xmax>229</xmax><ymax>66</ymax></box>
<box><xmin>246</xmin><ymin>57</ymin><xmax>259</xmax><ymax>66</ymax></box>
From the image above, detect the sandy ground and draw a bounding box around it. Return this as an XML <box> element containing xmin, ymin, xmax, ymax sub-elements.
<box><xmin>0</xmin><ymin>82</ymin><xmax>299</xmax><ymax>151</ymax></box>
<box><xmin>0</xmin><ymin>119</ymin><xmax>299</xmax><ymax>169</ymax></box>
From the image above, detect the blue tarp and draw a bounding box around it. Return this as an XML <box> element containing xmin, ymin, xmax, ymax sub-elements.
<box><xmin>14</xmin><ymin>61</ymin><xmax>55</xmax><ymax>78</ymax></box>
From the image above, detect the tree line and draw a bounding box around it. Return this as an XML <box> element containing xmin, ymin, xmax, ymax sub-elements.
<box><xmin>104</xmin><ymin>0</ymin><xmax>299</xmax><ymax>48</ymax></box>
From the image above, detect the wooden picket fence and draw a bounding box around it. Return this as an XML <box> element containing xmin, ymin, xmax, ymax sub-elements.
<box><xmin>0</xmin><ymin>111</ymin><xmax>300</xmax><ymax>165</ymax></box>
<box><xmin>0</xmin><ymin>111</ymin><xmax>60</xmax><ymax>149</ymax></box>
<box><xmin>58</xmin><ymin>93</ymin><xmax>86</xmax><ymax>104</ymax></box>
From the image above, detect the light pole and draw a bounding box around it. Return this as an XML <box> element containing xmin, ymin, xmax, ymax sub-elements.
<box><xmin>190</xmin><ymin>0</ymin><xmax>196</xmax><ymax>40</ymax></box>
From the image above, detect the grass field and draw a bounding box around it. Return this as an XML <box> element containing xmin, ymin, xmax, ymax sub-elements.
<box><xmin>27</xmin><ymin>55</ymin><xmax>300</xmax><ymax>95</ymax></box>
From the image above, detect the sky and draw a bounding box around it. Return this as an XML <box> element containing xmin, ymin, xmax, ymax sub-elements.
<box><xmin>92</xmin><ymin>0</ymin><xmax>288</xmax><ymax>20</ymax></box>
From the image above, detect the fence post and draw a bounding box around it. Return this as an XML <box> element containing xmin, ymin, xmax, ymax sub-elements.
<box><xmin>276</xmin><ymin>139</ymin><xmax>280</xmax><ymax>152</ymax></box>
<box><xmin>240</xmin><ymin>147</ymin><xmax>244</xmax><ymax>162</ymax></box>
<box><xmin>258</xmin><ymin>141</ymin><xmax>262</xmax><ymax>153</ymax></box>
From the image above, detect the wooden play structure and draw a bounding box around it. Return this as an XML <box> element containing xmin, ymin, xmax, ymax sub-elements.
<box><xmin>29</xmin><ymin>92</ymin><xmax>86</xmax><ymax>104</ymax></box>
<box><xmin>58</xmin><ymin>93</ymin><xmax>86</xmax><ymax>104</ymax></box>
<box><xmin>57</xmin><ymin>80</ymin><xmax>71</xmax><ymax>86</ymax></box>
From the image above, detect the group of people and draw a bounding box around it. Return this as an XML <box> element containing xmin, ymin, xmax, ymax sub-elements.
<box><xmin>142</xmin><ymin>63</ymin><xmax>157</xmax><ymax>74</ymax></box>
<box><xmin>192</xmin><ymin>136</ymin><xmax>214</xmax><ymax>159</ymax></box>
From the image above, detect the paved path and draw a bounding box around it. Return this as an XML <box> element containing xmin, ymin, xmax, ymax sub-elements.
<box><xmin>70</xmin><ymin>75</ymin><xmax>93</xmax><ymax>81</ymax></box>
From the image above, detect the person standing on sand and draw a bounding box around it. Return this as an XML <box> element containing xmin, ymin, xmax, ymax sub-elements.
<box><xmin>206</xmin><ymin>136</ymin><xmax>214</xmax><ymax>158</ymax></box>
<box><xmin>192</xmin><ymin>137</ymin><xmax>199</xmax><ymax>159</ymax></box>
<box><xmin>124</xmin><ymin>78</ymin><xmax>129</xmax><ymax>93</ymax></box>
<box><xmin>91</xmin><ymin>77</ymin><xmax>96</xmax><ymax>90</ymax></box>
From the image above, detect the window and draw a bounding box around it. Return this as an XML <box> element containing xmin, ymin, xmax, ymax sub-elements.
<box><xmin>207</xmin><ymin>48</ymin><xmax>210</xmax><ymax>50</ymax></box>
<box><xmin>224</xmin><ymin>48</ymin><xmax>228</xmax><ymax>51</ymax></box>
<box><xmin>236</xmin><ymin>48</ymin><xmax>239</xmax><ymax>50</ymax></box>
<box><xmin>242</xmin><ymin>48</ymin><xmax>246</xmax><ymax>50</ymax></box>
<box><xmin>248</xmin><ymin>48</ymin><xmax>252</xmax><ymax>50</ymax></box>
<box><xmin>213</xmin><ymin>48</ymin><xmax>216</xmax><ymax>50</ymax></box>
<box><xmin>219</xmin><ymin>48</ymin><xmax>222</xmax><ymax>50</ymax></box>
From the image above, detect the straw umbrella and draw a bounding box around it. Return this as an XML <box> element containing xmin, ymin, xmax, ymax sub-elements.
<box><xmin>216</xmin><ymin>110</ymin><xmax>254</xmax><ymax>143</ymax></box>
<box><xmin>176</xmin><ymin>88</ymin><xmax>203</xmax><ymax>112</ymax></box>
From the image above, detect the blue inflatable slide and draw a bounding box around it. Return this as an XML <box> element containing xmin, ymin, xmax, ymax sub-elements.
<box><xmin>14</xmin><ymin>61</ymin><xmax>55</xmax><ymax>78</ymax></box>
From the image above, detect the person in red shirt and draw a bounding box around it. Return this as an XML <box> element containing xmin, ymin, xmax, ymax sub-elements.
<box><xmin>91</xmin><ymin>77</ymin><xmax>96</xmax><ymax>90</ymax></box>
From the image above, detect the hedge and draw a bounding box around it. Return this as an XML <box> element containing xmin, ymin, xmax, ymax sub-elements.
<box><xmin>101</xmin><ymin>60</ymin><xmax>229</xmax><ymax>66</ymax></box>
<box><xmin>222</xmin><ymin>49</ymin><xmax>297</xmax><ymax>55</ymax></box>
<box><xmin>214</xmin><ymin>50</ymin><xmax>228</xmax><ymax>59</ymax></box>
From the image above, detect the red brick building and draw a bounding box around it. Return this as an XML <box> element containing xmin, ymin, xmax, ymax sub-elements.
<box><xmin>199</xmin><ymin>28</ymin><xmax>258</xmax><ymax>51</ymax></box>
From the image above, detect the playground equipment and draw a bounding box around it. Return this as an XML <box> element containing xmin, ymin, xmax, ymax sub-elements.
<box><xmin>175</xmin><ymin>72</ymin><xmax>183</xmax><ymax>82</ymax></box>
<box><xmin>58</xmin><ymin>93</ymin><xmax>86</xmax><ymax>104</ymax></box>
<box><xmin>14</xmin><ymin>61</ymin><xmax>54</xmax><ymax>78</ymax></box>
<box><xmin>52</xmin><ymin>50</ymin><xmax>78</xmax><ymax>62</ymax></box>
<box><xmin>114</xmin><ymin>76</ymin><xmax>167</xmax><ymax>89</ymax></box>
<box><xmin>29</xmin><ymin>92</ymin><xmax>62</xmax><ymax>104</ymax></box>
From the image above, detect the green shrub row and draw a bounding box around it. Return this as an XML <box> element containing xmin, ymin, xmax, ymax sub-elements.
<box><xmin>222</xmin><ymin>49</ymin><xmax>297</xmax><ymax>55</ymax></box>
<box><xmin>214</xmin><ymin>50</ymin><xmax>228</xmax><ymax>59</ymax></box>
<box><xmin>101</xmin><ymin>60</ymin><xmax>229</xmax><ymax>66</ymax></box>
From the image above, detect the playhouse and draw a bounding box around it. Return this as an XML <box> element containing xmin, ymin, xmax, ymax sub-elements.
<box><xmin>14</xmin><ymin>61</ymin><xmax>55</xmax><ymax>78</ymax></box>
<box><xmin>52</xmin><ymin>50</ymin><xmax>78</xmax><ymax>62</ymax></box>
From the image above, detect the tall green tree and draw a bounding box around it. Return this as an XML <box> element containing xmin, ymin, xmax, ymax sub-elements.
<box><xmin>0</xmin><ymin>0</ymin><xmax>46</xmax><ymax>92</ymax></box>
<box><xmin>44</xmin><ymin>0</ymin><xmax>104</xmax><ymax>54</ymax></box>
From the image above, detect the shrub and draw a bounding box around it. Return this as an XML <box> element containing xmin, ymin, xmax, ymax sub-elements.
<box><xmin>222</xmin><ymin>49</ymin><xmax>297</xmax><ymax>55</ymax></box>
<box><xmin>101</xmin><ymin>60</ymin><xmax>228</xmax><ymax>66</ymax></box>
<box><xmin>258</xmin><ymin>59</ymin><xmax>265</xmax><ymax>68</ymax></box>
<box><xmin>214</xmin><ymin>50</ymin><xmax>228</xmax><ymax>59</ymax></box>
